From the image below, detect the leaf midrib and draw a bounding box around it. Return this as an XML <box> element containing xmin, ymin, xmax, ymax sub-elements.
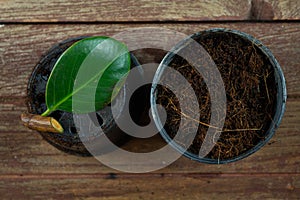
<box><xmin>41</xmin><ymin>45</ymin><xmax>127</xmax><ymax>116</ymax></box>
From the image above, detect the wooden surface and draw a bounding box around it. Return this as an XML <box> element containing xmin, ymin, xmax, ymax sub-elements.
<box><xmin>0</xmin><ymin>175</ymin><xmax>298</xmax><ymax>199</ymax></box>
<box><xmin>0</xmin><ymin>0</ymin><xmax>300</xmax><ymax>199</ymax></box>
<box><xmin>0</xmin><ymin>0</ymin><xmax>300</xmax><ymax>22</ymax></box>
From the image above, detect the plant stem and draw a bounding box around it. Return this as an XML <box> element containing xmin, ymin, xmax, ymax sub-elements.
<box><xmin>41</xmin><ymin>108</ymin><xmax>52</xmax><ymax>117</ymax></box>
<box><xmin>21</xmin><ymin>113</ymin><xmax>64</xmax><ymax>133</ymax></box>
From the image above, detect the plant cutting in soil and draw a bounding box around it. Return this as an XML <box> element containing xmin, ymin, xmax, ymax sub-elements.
<box><xmin>155</xmin><ymin>31</ymin><xmax>277</xmax><ymax>160</ymax></box>
<box><xmin>22</xmin><ymin>36</ymin><xmax>130</xmax><ymax>134</ymax></box>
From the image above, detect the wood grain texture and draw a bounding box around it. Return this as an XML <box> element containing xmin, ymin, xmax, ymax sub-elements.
<box><xmin>0</xmin><ymin>0</ymin><xmax>253</xmax><ymax>22</ymax></box>
<box><xmin>0</xmin><ymin>130</ymin><xmax>300</xmax><ymax>174</ymax></box>
<box><xmin>0</xmin><ymin>23</ymin><xmax>300</xmax><ymax>198</ymax></box>
<box><xmin>0</xmin><ymin>174</ymin><xmax>299</xmax><ymax>199</ymax></box>
<box><xmin>250</xmin><ymin>0</ymin><xmax>300</xmax><ymax>20</ymax></box>
<box><xmin>0</xmin><ymin>23</ymin><xmax>299</xmax><ymax>97</ymax></box>
<box><xmin>1</xmin><ymin>0</ymin><xmax>299</xmax><ymax>22</ymax></box>
<box><xmin>0</xmin><ymin>99</ymin><xmax>299</xmax><ymax>174</ymax></box>
<box><xmin>0</xmin><ymin>23</ymin><xmax>299</xmax><ymax>175</ymax></box>
<box><xmin>261</xmin><ymin>0</ymin><xmax>300</xmax><ymax>20</ymax></box>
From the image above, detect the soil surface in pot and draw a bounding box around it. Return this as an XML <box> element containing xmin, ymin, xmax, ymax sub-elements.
<box><xmin>156</xmin><ymin>31</ymin><xmax>277</xmax><ymax>160</ymax></box>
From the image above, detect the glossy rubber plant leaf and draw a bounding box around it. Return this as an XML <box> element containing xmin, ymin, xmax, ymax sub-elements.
<box><xmin>41</xmin><ymin>36</ymin><xmax>130</xmax><ymax>116</ymax></box>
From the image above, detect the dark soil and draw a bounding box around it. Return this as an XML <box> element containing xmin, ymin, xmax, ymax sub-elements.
<box><xmin>155</xmin><ymin>31</ymin><xmax>277</xmax><ymax>160</ymax></box>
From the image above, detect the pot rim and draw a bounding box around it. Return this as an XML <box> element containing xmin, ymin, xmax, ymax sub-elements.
<box><xmin>150</xmin><ymin>28</ymin><xmax>287</xmax><ymax>164</ymax></box>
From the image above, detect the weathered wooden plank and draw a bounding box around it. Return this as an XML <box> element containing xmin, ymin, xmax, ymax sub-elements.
<box><xmin>1</xmin><ymin>91</ymin><xmax>299</xmax><ymax>132</ymax></box>
<box><xmin>0</xmin><ymin>0</ymin><xmax>253</xmax><ymax>22</ymax></box>
<box><xmin>0</xmin><ymin>23</ymin><xmax>299</xmax><ymax>98</ymax></box>
<box><xmin>0</xmin><ymin>174</ymin><xmax>299</xmax><ymax>199</ymax></box>
<box><xmin>1</xmin><ymin>95</ymin><xmax>299</xmax><ymax>133</ymax></box>
<box><xmin>0</xmin><ymin>23</ymin><xmax>299</xmax><ymax>175</ymax></box>
<box><xmin>0</xmin><ymin>102</ymin><xmax>299</xmax><ymax>175</ymax></box>
<box><xmin>251</xmin><ymin>0</ymin><xmax>300</xmax><ymax>20</ymax></box>
<box><xmin>1</xmin><ymin>0</ymin><xmax>299</xmax><ymax>22</ymax></box>
<box><xmin>1</xmin><ymin>132</ymin><xmax>299</xmax><ymax>174</ymax></box>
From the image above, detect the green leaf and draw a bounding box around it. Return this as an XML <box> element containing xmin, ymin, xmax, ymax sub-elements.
<box><xmin>41</xmin><ymin>36</ymin><xmax>130</xmax><ymax>116</ymax></box>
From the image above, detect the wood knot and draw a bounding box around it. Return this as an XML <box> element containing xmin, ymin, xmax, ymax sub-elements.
<box><xmin>250</xmin><ymin>0</ymin><xmax>275</xmax><ymax>20</ymax></box>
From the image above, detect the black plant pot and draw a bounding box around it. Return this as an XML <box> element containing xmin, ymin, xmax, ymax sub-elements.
<box><xmin>151</xmin><ymin>28</ymin><xmax>287</xmax><ymax>164</ymax></box>
<box><xmin>27</xmin><ymin>37</ymin><xmax>143</xmax><ymax>156</ymax></box>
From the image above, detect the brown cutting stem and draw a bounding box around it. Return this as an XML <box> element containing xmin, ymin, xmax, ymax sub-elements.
<box><xmin>21</xmin><ymin>113</ymin><xmax>64</xmax><ymax>133</ymax></box>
